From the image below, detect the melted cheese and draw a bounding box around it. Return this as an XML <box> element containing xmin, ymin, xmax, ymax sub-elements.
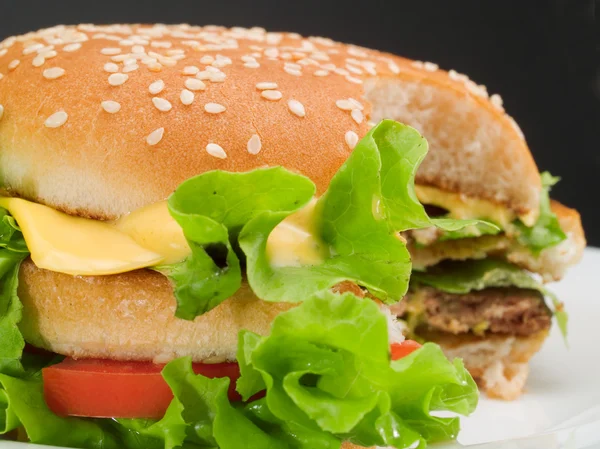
<box><xmin>266</xmin><ymin>199</ymin><xmax>327</xmax><ymax>267</ymax></box>
<box><xmin>114</xmin><ymin>201</ymin><xmax>190</xmax><ymax>265</ymax></box>
<box><xmin>0</xmin><ymin>195</ymin><xmax>325</xmax><ymax>276</ymax></box>
<box><xmin>414</xmin><ymin>185</ymin><xmax>524</xmax><ymax>228</ymax></box>
<box><xmin>0</xmin><ymin>198</ymin><xmax>164</xmax><ymax>276</ymax></box>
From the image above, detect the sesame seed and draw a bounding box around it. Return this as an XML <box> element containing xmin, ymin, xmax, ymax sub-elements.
<box><xmin>111</xmin><ymin>54</ymin><xmax>129</xmax><ymax>62</ymax></box>
<box><xmin>185</xmin><ymin>78</ymin><xmax>206</xmax><ymax>91</ymax></box>
<box><xmin>63</xmin><ymin>43</ymin><xmax>82</xmax><ymax>52</ymax></box>
<box><xmin>200</xmin><ymin>55</ymin><xmax>214</xmax><ymax>64</ymax></box>
<box><xmin>23</xmin><ymin>44</ymin><xmax>44</xmax><ymax>55</ymax></box>
<box><xmin>345</xmin><ymin>131</ymin><xmax>359</xmax><ymax>149</ymax></box>
<box><xmin>334</xmin><ymin>68</ymin><xmax>349</xmax><ymax>76</ymax></box>
<box><xmin>108</xmin><ymin>73</ymin><xmax>129</xmax><ymax>86</ymax></box>
<box><xmin>182</xmin><ymin>65</ymin><xmax>200</xmax><ymax>75</ymax></box>
<box><xmin>101</xmin><ymin>47</ymin><xmax>121</xmax><ymax>55</ymax></box>
<box><xmin>388</xmin><ymin>62</ymin><xmax>400</xmax><ymax>74</ymax></box>
<box><xmin>346</xmin><ymin>75</ymin><xmax>363</xmax><ymax>84</ymax></box>
<box><xmin>288</xmin><ymin>99</ymin><xmax>306</xmax><ymax>117</ymax></box>
<box><xmin>35</xmin><ymin>45</ymin><xmax>54</xmax><ymax>55</ymax></box>
<box><xmin>149</xmin><ymin>80</ymin><xmax>165</xmax><ymax>94</ymax></box>
<box><xmin>196</xmin><ymin>71</ymin><xmax>211</xmax><ymax>80</ymax></box>
<box><xmin>247</xmin><ymin>134</ymin><xmax>262</xmax><ymax>154</ymax></box>
<box><xmin>206</xmin><ymin>143</ymin><xmax>227</xmax><ymax>159</ymax></box>
<box><xmin>284</xmin><ymin>66</ymin><xmax>302</xmax><ymax>76</ymax></box>
<box><xmin>244</xmin><ymin>61</ymin><xmax>260</xmax><ymax>69</ymax></box>
<box><xmin>148</xmin><ymin>62</ymin><xmax>163</xmax><ymax>72</ymax></box>
<box><xmin>0</xmin><ymin>105</ymin><xmax>4</xmax><ymax>121</ymax></box>
<box><xmin>212</xmin><ymin>59</ymin><xmax>230</xmax><ymax>68</ymax></box>
<box><xmin>313</xmin><ymin>69</ymin><xmax>329</xmax><ymax>77</ymax></box>
<box><xmin>152</xmin><ymin>97</ymin><xmax>172</xmax><ymax>112</ymax></box>
<box><xmin>205</xmin><ymin>66</ymin><xmax>220</xmax><ymax>73</ymax></box>
<box><xmin>122</xmin><ymin>64</ymin><xmax>139</xmax><ymax>73</ymax></box>
<box><xmin>180</xmin><ymin>89</ymin><xmax>194</xmax><ymax>105</ymax></box>
<box><xmin>204</xmin><ymin>103</ymin><xmax>226</xmax><ymax>114</ymax></box>
<box><xmin>44</xmin><ymin>111</ymin><xmax>68</xmax><ymax>128</ymax></box>
<box><xmin>411</xmin><ymin>61</ymin><xmax>424</xmax><ymax>69</ymax></box>
<box><xmin>364</xmin><ymin>65</ymin><xmax>377</xmax><ymax>76</ymax></box>
<box><xmin>264</xmin><ymin>48</ymin><xmax>279</xmax><ymax>58</ymax></box>
<box><xmin>209</xmin><ymin>72</ymin><xmax>226</xmax><ymax>83</ymax></box>
<box><xmin>490</xmin><ymin>94</ymin><xmax>504</xmax><ymax>110</ymax></box>
<box><xmin>104</xmin><ymin>62</ymin><xmax>119</xmax><ymax>73</ymax></box>
<box><xmin>346</xmin><ymin>65</ymin><xmax>363</xmax><ymax>75</ymax></box>
<box><xmin>42</xmin><ymin>67</ymin><xmax>65</xmax><ymax>80</ymax></box>
<box><xmin>0</xmin><ymin>49</ymin><xmax>6</xmax><ymax>58</ymax></box>
<box><xmin>256</xmin><ymin>82</ymin><xmax>278</xmax><ymax>90</ymax></box>
<box><xmin>132</xmin><ymin>45</ymin><xmax>145</xmax><ymax>54</ymax></box>
<box><xmin>348</xmin><ymin>98</ymin><xmax>364</xmax><ymax>110</ymax></box>
<box><xmin>261</xmin><ymin>90</ymin><xmax>282</xmax><ymax>101</ymax></box>
<box><xmin>32</xmin><ymin>55</ymin><xmax>45</xmax><ymax>67</ymax></box>
<box><xmin>146</xmin><ymin>127</ymin><xmax>164</xmax><ymax>146</ymax></box>
<box><xmin>423</xmin><ymin>61</ymin><xmax>439</xmax><ymax>72</ymax></box>
<box><xmin>8</xmin><ymin>60</ymin><xmax>20</xmax><ymax>71</ymax></box>
<box><xmin>336</xmin><ymin>99</ymin><xmax>353</xmax><ymax>111</ymax></box>
<box><xmin>101</xmin><ymin>100</ymin><xmax>121</xmax><ymax>114</ymax></box>
<box><xmin>351</xmin><ymin>109</ymin><xmax>364</xmax><ymax>124</ymax></box>
<box><xmin>41</xmin><ymin>50</ymin><xmax>57</xmax><ymax>59</ymax></box>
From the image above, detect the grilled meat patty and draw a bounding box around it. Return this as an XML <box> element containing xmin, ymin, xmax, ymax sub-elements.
<box><xmin>397</xmin><ymin>287</ymin><xmax>552</xmax><ymax>337</ymax></box>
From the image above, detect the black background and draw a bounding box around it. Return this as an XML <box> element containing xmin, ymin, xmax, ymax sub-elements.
<box><xmin>1</xmin><ymin>0</ymin><xmax>598</xmax><ymax>245</ymax></box>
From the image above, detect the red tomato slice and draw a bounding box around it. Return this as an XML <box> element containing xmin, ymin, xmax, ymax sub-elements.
<box><xmin>44</xmin><ymin>341</ymin><xmax>421</xmax><ymax>419</ymax></box>
<box><xmin>43</xmin><ymin>358</ymin><xmax>241</xmax><ymax>419</ymax></box>
<box><xmin>390</xmin><ymin>340</ymin><xmax>422</xmax><ymax>360</ymax></box>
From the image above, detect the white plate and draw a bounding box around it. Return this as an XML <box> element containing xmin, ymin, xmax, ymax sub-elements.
<box><xmin>1</xmin><ymin>248</ymin><xmax>600</xmax><ymax>449</ymax></box>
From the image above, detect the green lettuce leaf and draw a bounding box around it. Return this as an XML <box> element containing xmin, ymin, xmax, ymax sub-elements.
<box><xmin>238</xmin><ymin>292</ymin><xmax>478</xmax><ymax>448</ymax></box>
<box><xmin>515</xmin><ymin>172</ymin><xmax>566</xmax><ymax>254</ymax></box>
<box><xmin>437</xmin><ymin>222</ymin><xmax>501</xmax><ymax>242</ymax></box>
<box><xmin>158</xmin><ymin>168</ymin><xmax>315</xmax><ymax>320</ymax></box>
<box><xmin>0</xmin><ymin>208</ymin><xmax>29</xmax><ymax>376</ymax></box>
<box><xmin>411</xmin><ymin>258</ymin><xmax>567</xmax><ymax>338</ymax></box>
<box><xmin>163</xmin><ymin>120</ymin><xmax>494</xmax><ymax>319</ymax></box>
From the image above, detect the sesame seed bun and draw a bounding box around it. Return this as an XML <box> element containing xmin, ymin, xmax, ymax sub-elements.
<box><xmin>18</xmin><ymin>259</ymin><xmax>295</xmax><ymax>363</ymax></box>
<box><xmin>418</xmin><ymin>328</ymin><xmax>549</xmax><ymax>401</ymax></box>
<box><xmin>0</xmin><ymin>24</ymin><xmax>541</xmax><ymax>220</ymax></box>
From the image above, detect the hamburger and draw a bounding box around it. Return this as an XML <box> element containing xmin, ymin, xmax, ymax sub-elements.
<box><xmin>0</xmin><ymin>23</ymin><xmax>582</xmax><ymax>448</ymax></box>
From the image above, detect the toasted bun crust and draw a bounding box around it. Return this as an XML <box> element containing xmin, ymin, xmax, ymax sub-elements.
<box><xmin>0</xmin><ymin>24</ymin><xmax>541</xmax><ymax>219</ymax></box>
<box><xmin>419</xmin><ymin>329</ymin><xmax>549</xmax><ymax>400</ymax></box>
<box><xmin>18</xmin><ymin>259</ymin><xmax>294</xmax><ymax>363</ymax></box>
<box><xmin>410</xmin><ymin>201</ymin><xmax>585</xmax><ymax>281</ymax></box>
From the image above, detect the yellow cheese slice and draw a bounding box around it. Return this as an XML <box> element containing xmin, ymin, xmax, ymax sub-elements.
<box><xmin>414</xmin><ymin>185</ymin><xmax>521</xmax><ymax>228</ymax></box>
<box><xmin>266</xmin><ymin>199</ymin><xmax>327</xmax><ymax>267</ymax></box>
<box><xmin>114</xmin><ymin>201</ymin><xmax>190</xmax><ymax>265</ymax></box>
<box><xmin>0</xmin><ymin>195</ymin><xmax>324</xmax><ymax>276</ymax></box>
<box><xmin>0</xmin><ymin>197</ymin><xmax>164</xmax><ymax>276</ymax></box>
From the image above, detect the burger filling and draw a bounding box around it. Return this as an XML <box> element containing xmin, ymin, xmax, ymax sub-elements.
<box><xmin>1</xmin><ymin>121</ymin><xmax>490</xmax><ymax>449</ymax></box>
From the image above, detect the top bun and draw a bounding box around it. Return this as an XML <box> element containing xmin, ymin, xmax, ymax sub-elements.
<box><xmin>0</xmin><ymin>24</ymin><xmax>541</xmax><ymax>220</ymax></box>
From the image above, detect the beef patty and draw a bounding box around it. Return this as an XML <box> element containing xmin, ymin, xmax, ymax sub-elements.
<box><xmin>397</xmin><ymin>287</ymin><xmax>552</xmax><ymax>337</ymax></box>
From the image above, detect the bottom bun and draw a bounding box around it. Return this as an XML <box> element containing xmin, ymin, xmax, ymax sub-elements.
<box><xmin>18</xmin><ymin>259</ymin><xmax>294</xmax><ymax>363</ymax></box>
<box><xmin>418</xmin><ymin>329</ymin><xmax>549</xmax><ymax>400</ymax></box>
